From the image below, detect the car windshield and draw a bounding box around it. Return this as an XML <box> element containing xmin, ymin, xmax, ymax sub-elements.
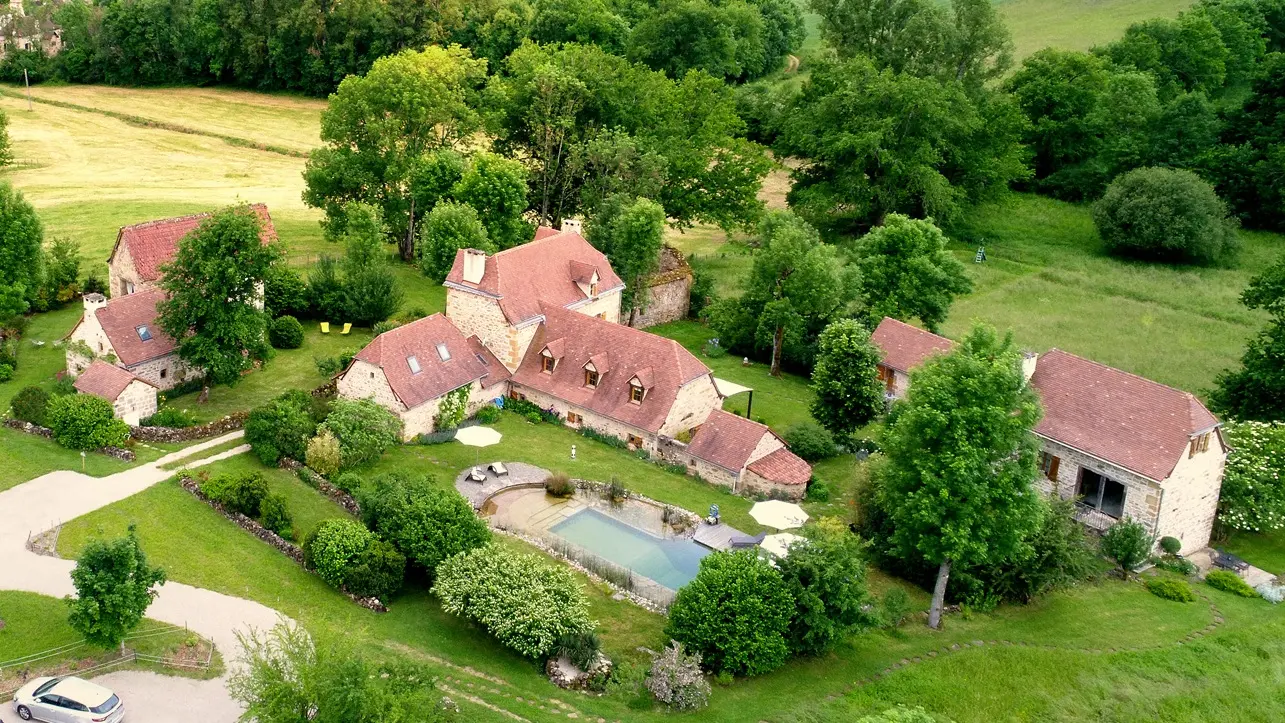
<box><xmin>33</xmin><ymin>678</ymin><xmax>62</xmax><ymax>696</ymax></box>
<box><xmin>90</xmin><ymin>694</ymin><xmax>120</xmax><ymax>714</ymax></box>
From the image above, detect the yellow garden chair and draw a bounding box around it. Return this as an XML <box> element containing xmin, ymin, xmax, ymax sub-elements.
<box><xmin>320</xmin><ymin>322</ymin><xmax>330</xmax><ymax>334</ymax></box>
<box><xmin>340</xmin><ymin>323</ymin><xmax>352</xmax><ymax>335</ymax></box>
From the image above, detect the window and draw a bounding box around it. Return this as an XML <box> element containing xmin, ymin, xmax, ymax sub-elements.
<box><xmin>127</xmin><ymin>281</ymin><xmax>135</xmax><ymax>294</ymax></box>
<box><xmin>630</xmin><ymin>384</ymin><xmax>644</xmax><ymax>403</ymax></box>
<box><xmin>590</xmin><ymin>282</ymin><xmax>598</xmax><ymax>296</ymax></box>
<box><xmin>1077</xmin><ymin>470</ymin><xmax>1126</xmax><ymax>519</ymax></box>
<box><xmin>136</xmin><ymin>325</ymin><xmax>152</xmax><ymax>341</ymax></box>
<box><xmin>475</xmin><ymin>353</ymin><xmax>488</xmax><ymax>366</ymax></box>
<box><xmin>436</xmin><ymin>343</ymin><xmax>451</xmax><ymax>362</ymax></box>
<box><xmin>627</xmin><ymin>434</ymin><xmax>644</xmax><ymax>449</ymax></box>
<box><xmin>160</xmin><ymin>368</ymin><xmax>167</xmax><ymax>379</ymax></box>
<box><xmin>1039</xmin><ymin>452</ymin><xmax>1060</xmax><ymax>481</ymax></box>
<box><xmin>597</xmin><ymin>312</ymin><xmax>607</xmax><ymax>320</ymax></box>
<box><xmin>567</xmin><ymin>411</ymin><xmax>582</xmax><ymax>424</ymax></box>
<box><xmin>876</xmin><ymin>365</ymin><xmax>895</xmax><ymax>391</ymax></box>
<box><xmin>1189</xmin><ymin>433</ymin><xmax>1212</xmax><ymax>457</ymax></box>
<box><xmin>542</xmin><ymin>356</ymin><xmax>556</xmax><ymax>373</ymax></box>
<box><xmin>585</xmin><ymin>369</ymin><xmax>599</xmax><ymax>388</ymax></box>
<box><xmin>407</xmin><ymin>356</ymin><xmax>422</xmax><ymax>374</ymax></box>
<box><xmin>509</xmin><ymin>390</ymin><xmax>526</xmax><ymax>401</ymax></box>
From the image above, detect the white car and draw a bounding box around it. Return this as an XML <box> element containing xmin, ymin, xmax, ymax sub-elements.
<box><xmin>11</xmin><ymin>676</ymin><xmax>124</xmax><ymax>722</ymax></box>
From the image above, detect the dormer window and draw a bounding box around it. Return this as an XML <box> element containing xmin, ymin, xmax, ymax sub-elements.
<box><xmin>136</xmin><ymin>325</ymin><xmax>152</xmax><ymax>341</ymax></box>
<box><xmin>542</xmin><ymin>355</ymin><xmax>556</xmax><ymax>373</ymax></box>
<box><xmin>630</xmin><ymin>383</ymin><xmax>645</xmax><ymax>404</ymax></box>
<box><xmin>436</xmin><ymin>343</ymin><xmax>451</xmax><ymax>362</ymax></box>
<box><xmin>585</xmin><ymin>369</ymin><xmax>599</xmax><ymax>388</ymax></box>
<box><xmin>408</xmin><ymin>355</ymin><xmax>422</xmax><ymax>375</ymax></box>
<box><xmin>590</xmin><ymin>281</ymin><xmax>598</xmax><ymax>296</ymax></box>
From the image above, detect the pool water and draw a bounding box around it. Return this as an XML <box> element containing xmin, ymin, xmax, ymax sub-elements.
<box><xmin>550</xmin><ymin>507</ymin><xmax>711</xmax><ymax>590</ymax></box>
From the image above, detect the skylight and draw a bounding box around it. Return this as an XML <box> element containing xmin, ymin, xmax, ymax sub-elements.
<box><xmin>436</xmin><ymin>343</ymin><xmax>451</xmax><ymax>362</ymax></box>
<box><xmin>136</xmin><ymin>325</ymin><xmax>152</xmax><ymax>341</ymax></box>
<box><xmin>475</xmin><ymin>352</ymin><xmax>488</xmax><ymax>366</ymax></box>
<box><xmin>407</xmin><ymin>355</ymin><xmax>422</xmax><ymax>374</ymax></box>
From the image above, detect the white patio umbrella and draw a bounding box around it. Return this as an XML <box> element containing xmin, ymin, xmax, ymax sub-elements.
<box><xmin>760</xmin><ymin>532</ymin><xmax>805</xmax><ymax>558</ymax></box>
<box><xmin>749</xmin><ymin>500</ymin><xmax>809</xmax><ymax>530</ymax></box>
<box><xmin>455</xmin><ymin>425</ymin><xmax>503</xmax><ymax>466</ymax></box>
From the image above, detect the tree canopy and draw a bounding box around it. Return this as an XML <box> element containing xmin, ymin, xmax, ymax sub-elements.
<box><xmin>808</xmin><ymin>319</ymin><xmax>885</xmax><ymax>438</ymax></box>
<box><xmin>851</xmin><ymin>215</ymin><xmax>972</xmax><ymax>332</ymax></box>
<box><xmin>156</xmin><ymin>204</ymin><xmax>281</xmax><ymax>385</ymax></box>
<box><xmin>881</xmin><ymin>323</ymin><xmax>1044</xmax><ymax>628</ymax></box>
<box><xmin>0</xmin><ymin>181</ymin><xmax>44</xmax><ymax>320</ymax></box>
<box><xmin>67</xmin><ymin>527</ymin><xmax>166</xmax><ymax>649</ymax></box>
<box><xmin>1213</xmin><ymin>252</ymin><xmax>1285</xmax><ymax>420</ymax></box>
<box><xmin>1092</xmin><ymin>166</ymin><xmax>1239</xmax><ymax>264</ymax></box>
<box><xmin>587</xmin><ymin>194</ymin><xmax>666</xmax><ymax>321</ymax></box>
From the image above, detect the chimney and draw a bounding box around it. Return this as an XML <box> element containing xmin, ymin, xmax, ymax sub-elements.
<box><xmin>462</xmin><ymin>248</ymin><xmax>487</xmax><ymax>284</ymax></box>
<box><xmin>1021</xmin><ymin>351</ymin><xmax>1038</xmax><ymax>383</ymax></box>
<box><xmin>560</xmin><ymin>218</ymin><xmax>583</xmax><ymax>236</ymax></box>
<box><xmin>83</xmin><ymin>292</ymin><xmax>107</xmax><ymax>321</ymax></box>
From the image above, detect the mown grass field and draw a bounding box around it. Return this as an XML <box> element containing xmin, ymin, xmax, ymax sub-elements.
<box><xmin>997</xmin><ymin>0</ymin><xmax>1194</xmax><ymax>61</ymax></box>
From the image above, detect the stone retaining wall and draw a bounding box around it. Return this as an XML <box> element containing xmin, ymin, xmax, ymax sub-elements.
<box><xmin>3</xmin><ymin>418</ymin><xmax>135</xmax><ymax>461</ymax></box>
<box><xmin>278</xmin><ymin>458</ymin><xmax>362</xmax><ymax>517</ymax></box>
<box><xmin>129</xmin><ymin>411</ymin><xmax>249</xmax><ymax>443</ymax></box>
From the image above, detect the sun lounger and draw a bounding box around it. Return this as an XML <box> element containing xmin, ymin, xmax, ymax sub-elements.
<box><xmin>488</xmin><ymin>462</ymin><xmax>509</xmax><ymax>477</ymax></box>
<box><xmin>340</xmin><ymin>323</ymin><xmax>352</xmax><ymax>335</ymax></box>
<box><xmin>467</xmin><ymin>467</ymin><xmax>487</xmax><ymax>483</ymax></box>
<box><xmin>320</xmin><ymin>322</ymin><xmax>330</xmax><ymax>334</ymax></box>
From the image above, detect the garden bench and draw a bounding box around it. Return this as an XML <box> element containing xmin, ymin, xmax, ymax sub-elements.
<box><xmin>1214</xmin><ymin>550</ymin><xmax>1250</xmax><ymax>575</ymax></box>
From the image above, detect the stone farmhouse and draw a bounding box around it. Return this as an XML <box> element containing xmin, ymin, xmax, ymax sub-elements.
<box><xmin>65</xmin><ymin>205</ymin><xmax>277</xmax><ymax>416</ymax></box>
<box><xmin>72</xmin><ymin>359</ymin><xmax>158</xmax><ymax>425</ymax></box>
<box><xmin>677</xmin><ymin>409</ymin><xmax>812</xmax><ymax>499</ymax></box>
<box><xmin>871</xmin><ymin>318</ymin><xmax>1227</xmax><ymax>554</ymax></box>
<box><xmin>872</xmin><ymin>317</ymin><xmax>955</xmax><ymax>398</ymax></box>
<box><xmin>339</xmin><ymin>225</ymin><xmax>813</xmax><ymax>500</ymax></box>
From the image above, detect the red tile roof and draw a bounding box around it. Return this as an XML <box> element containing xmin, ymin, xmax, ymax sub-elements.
<box><xmin>511</xmin><ymin>304</ymin><xmax>711</xmax><ymax>433</ymax></box>
<box><xmin>94</xmin><ymin>290</ymin><xmax>178</xmax><ymax>366</ymax></box>
<box><xmin>747</xmin><ymin>448</ymin><xmax>812</xmax><ymax>486</ymax></box>
<box><xmin>352</xmin><ymin>313</ymin><xmax>510</xmax><ymax>410</ymax></box>
<box><xmin>110</xmin><ymin>204</ymin><xmax>277</xmax><ymax>282</ymax></box>
<box><xmin>686</xmin><ymin>409</ymin><xmax>777</xmax><ymax>472</ymax></box>
<box><xmin>872</xmin><ymin>317</ymin><xmax>955</xmax><ymax>373</ymax></box>
<box><xmin>444</xmin><ymin>229</ymin><xmax>624</xmax><ymax>324</ymax></box>
<box><xmin>74</xmin><ymin>360</ymin><xmax>154</xmax><ymax>402</ymax></box>
<box><xmin>1030</xmin><ymin>349</ymin><xmax>1220</xmax><ymax>482</ymax></box>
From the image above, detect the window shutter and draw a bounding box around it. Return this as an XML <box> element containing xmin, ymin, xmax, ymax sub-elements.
<box><xmin>1047</xmin><ymin>455</ymin><xmax>1060</xmax><ymax>481</ymax></box>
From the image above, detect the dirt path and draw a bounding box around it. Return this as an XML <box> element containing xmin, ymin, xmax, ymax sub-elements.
<box><xmin>785</xmin><ymin>54</ymin><xmax>800</xmax><ymax>73</ymax></box>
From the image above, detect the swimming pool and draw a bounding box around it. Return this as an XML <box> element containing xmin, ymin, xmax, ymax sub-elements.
<box><xmin>550</xmin><ymin>507</ymin><xmax>711</xmax><ymax>590</ymax></box>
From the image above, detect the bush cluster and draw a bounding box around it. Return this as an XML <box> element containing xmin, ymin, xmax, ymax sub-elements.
<box><xmin>46</xmin><ymin>394</ymin><xmax>130</xmax><ymax>450</ymax></box>
<box><xmin>320</xmin><ymin>398</ymin><xmax>403</xmax><ymax>468</ymax></box>
<box><xmin>1205</xmin><ymin>570</ymin><xmax>1260</xmax><ymax>598</ymax></box>
<box><xmin>269</xmin><ymin>315</ymin><xmax>305</xmax><ymax>349</ymax></box>
<box><xmin>356</xmin><ymin>472</ymin><xmax>490</xmax><ymax>575</ymax></box>
<box><xmin>784</xmin><ymin>421</ymin><xmax>838</xmax><ymax>461</ymax></box>
<box><xmin>1093</xmin><ymin>167</ymin><xmax>1239</xmax><ymax>264</ymax></box>
<box><xmin>645</xmin><ymin>641</ymin><xmax>710</xmax><ymax>711</ymax></box>
<box><xmin>1217</xmin><ymin>421</ymin><xmax>1285</xmax><ymax>534</ymax></box>
<box><xmin>200</xmin><ymin>473</ymin><xmax>270</xmax><ymax>518</ymax></box>
<box><xmin>473</xmin><ymin>405</ymin><xmax>502</xmax><ymax>424</ymax></box>
<box><xmin>1146</xmin><ymin>577</ymin><xmax>1196</xmax><ymax>603</ymax></box>
<box><xmin>433</xmin><ymin>543</ymin><xmax>594</xmax><ymax>658</ymax></box>
<box><xmin>544</xmin><ymin>473</ymin><xmax>575</xmax><ymax>498</ymax></box>
<box><xmin>305</xmin><ymin>430</ymin><xmax>342</xmax><ymax>476</ymax></box>
<box><xmin>303</xmin><ymin>518</ymin><xmax>405</xmax><ymax>600</ymax></box>
<box><xmin>245</xmin><ymin>389</ymin><xmax>326</xmax><ymax>466</ymax></box>
<box><xmin>10</xmin><ymin>385</ymin><xmax>50</xmax><ymax>426</ymax></box>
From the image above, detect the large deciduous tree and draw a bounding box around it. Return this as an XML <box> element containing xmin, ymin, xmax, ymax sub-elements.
<box><xmin>0</xmin><ymin>182</ymin><xmax>44</xmax><ymax>320</ymax></box>
<box><xmin>851</xmin><ymin>215</ymin><xmax>972</xmax><ymax>332</ymax></box>
<box><xmin>1212</xmin><ymin>252</ymin><xmax>1285</xmax><ymax>420</ymax></box>
<box><xmin>808</xmin><ymin>319</ymin><xmax>885</xmax><ymax>438</ymax></box>
<box><xmin>303</xmin><ymin>46</ymin><xmax>488</xmax><ymax>260</ymax></box>
<box><xmin>1092</xmin><ymin>166</ymin><xmax>1239</xmax><ymax>264</ymax></box>
<box><xmin>586</xmin><ymin>195</ymin><xmax>666</xmax><ymax>323</ymax></box>
<box><xmin>881</xmin><ymin>324</ymin><xmax>1044</xmax><ymax>628</ymax></box>
<box><xmin>67</xmin><ymin>526</ymin><xmax>166</xmax><ymax>650</ymax></box>
<box><xmin>450</xmin><ymin>152</ymin><xmax>532</xmax><ymax>250</ymax></box>
<box><xmin>777</xmin><ymin>55</ymin><xmax>1027</xmax><ymax>234</ymax></box>
<box><xmin>418</xmin><ymin>201</ymin><xmax>495</xmax><ymax>282</ymax></box>
<box><xmin>157</xmin><ymin>204</ymin><xmax>282</xmax><ymax>386</ymax></box>
<box><xmin>337</xmin><ymin>203</ymin><xmax>404</xmax><ymax>326</ymax></box>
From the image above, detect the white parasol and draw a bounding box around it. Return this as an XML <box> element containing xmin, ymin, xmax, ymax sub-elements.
<box><xmin>749</xmin><ymin>500</ymin><xmax>810</xmax><ymax>530</ymax></box>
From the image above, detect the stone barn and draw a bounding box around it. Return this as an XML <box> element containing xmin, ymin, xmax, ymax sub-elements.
<box><xmin>628</xmin><ymin>246</ymin><xmax>693</xmax><ymax>329</ymax></box>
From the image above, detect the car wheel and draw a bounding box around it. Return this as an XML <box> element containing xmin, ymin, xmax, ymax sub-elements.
<box><xmin>15</xmin><ymin>705</ymin><xmax>32</xmax><ymax>721</ymax></box>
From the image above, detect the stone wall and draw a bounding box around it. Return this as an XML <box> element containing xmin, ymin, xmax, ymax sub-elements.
<box><xmin>513</xmin><ymin>384</ymin><xmax>660</xmax><ymax>453</ymax></box>
<box><xmin>127</xmin><ymin>353</ymin><xmax>198</xmax><ymax>391</ymax></box>
<box><xmin>446</xmin><ymin>290</ymin><xmax>523</xmax><ymax>370</ymax></box>
<box><xmin>1153</xmin><ymin>433</ymin><xmax>1226</xmax><ymax>555</ymax></box>
<box><xmin>658</xmin><ymin>375</ymin><xmax>721</xmax><ymax>439</ymax></box>
<box><xmin>740</xmin><ymin>467</ymin><xmax>805</xmax><ymax>501</ymax></box>
<box><xmin>278</xmin><ymin>458</ymin><xmax>362</xmax><ymax>517</ymax></box>
<box><xmin>629</xmin><ymin>247</ymin><xmax>692</xmax><ymax>329</ymax></box>
<box><xmin>337</xmin><ymin>360</ymin><xmax>405</xmax><ymax>411</ymax></box>
<box><xmin>4</xmin><ymin>418</ymin><xmax>135</xmax><ymax>460</ymax></box>
<box><xmin>108</xmin><ymin>241</ymin><xmax>148</xmax><ymax>298</ymax></box>
<box><xmin>1035</xmin><ymin>437</ymin><xmax>1162</xmax><ymax>535</ymax></box>
<box><xmin>656</xmin><ymin>436</ymin><xmax>739</xmax><ymax>492</ymax></box>
<box><xmin>113</xmin><ymin>379</ymin><xmax>158</xmax><ymax>425</ymax></box>
<box><xmin>130</xmin><ymin>411</ymin><xmax>248</xmax><ymax>443</ymax></box>
<box><xmin>570</xmin><ymin>289</ymin><xmax>623</xmax><ymax>324</ymax></box>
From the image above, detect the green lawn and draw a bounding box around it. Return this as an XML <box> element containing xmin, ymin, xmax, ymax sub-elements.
<box><xmin>998</xmin><ymin>0</ymin><xmax>1194</xmax><ymax>62</ymax></box>
<box><xmin>193</xmin><ymin>453</ymin><xmax>355</xmax><ymax>540</ymax></box>
<box><xmin>1223</xmin><ymin>531</ymin><xmax>1285</xmax><ymax>576</ymax></box>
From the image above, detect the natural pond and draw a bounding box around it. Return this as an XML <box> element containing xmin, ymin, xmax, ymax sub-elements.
<box><xmin>550</xmin><ymin>507</ymin><xmax>711</xmax><ymax>590</ymax></box>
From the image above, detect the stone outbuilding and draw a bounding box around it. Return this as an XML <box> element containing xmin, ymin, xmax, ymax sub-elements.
<box><xmin>72</xmin><ymin>359</ymin><xmax>158</xmax><ymax>425</ymax></box>
<box><xmin>65</xmin><ymin>291</ymin><xmax>195</xmax><ymax>391</ymax></box>
<box><xmin>870</xmin><ymin>317</ymin><xmax>1228</xmax><ymax>555</ymax></box>
<box><xmin>628</xmin><ymin>245</ymin><xmax>693</xmax><ymax>330</ymax></box>
<box><xmin>336</xmin><ymin>313</ymin><xmax>511</xmax><ymax>441</ymax></box>
<box><xmin>678</xmin><ymin>409</ymin><xmax>811</xmax><ymax>500</ymax></box>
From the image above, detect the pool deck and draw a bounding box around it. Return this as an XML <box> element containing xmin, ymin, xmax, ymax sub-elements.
<box><xmin>693</xmin><ymin>521</ymin><xmax>757</xmax><ymax>551</ymax></box>
<box><xmin>455</xmin><ymin>461</ymin><xmax>552</xmax><ymax>509</ymax></box>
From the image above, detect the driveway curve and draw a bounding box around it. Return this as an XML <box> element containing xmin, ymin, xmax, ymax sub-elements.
<box><xmin>0</xmin><ymin>432</ymin><xmax>288</xmax><ymax>723</ymax></box>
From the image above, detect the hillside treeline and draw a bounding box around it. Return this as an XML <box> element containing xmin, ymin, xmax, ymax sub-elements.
<box><xmin>3</xmin><ymin>0</ymin><xmax>803</xmax><ymax>95</ymax></box>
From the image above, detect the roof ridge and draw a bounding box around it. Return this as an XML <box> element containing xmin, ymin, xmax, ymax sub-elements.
<box><xmin>1043</xmin><ymin>348</ymin><xmax>1211</xmax><ymax>408</ymax></box>
<box><xmin>489</xmin><ymin>230</ymin><xmax>574</xmax><ymax>259</ymax></box>
<box><xmin>120</xmin><ymin>203</ymin><xmax>271</xmax><ymax>233</ymax></box>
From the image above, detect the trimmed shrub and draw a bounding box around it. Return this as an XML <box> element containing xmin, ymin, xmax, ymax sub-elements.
<box><xmin>545</xmin><ymin>473</ymin><xmax>574</xmax><ymax>498</ymax></box>
<box><xmin>46</xmin><ymin>394</ymin><xmax>130</xmax><ymax>450</ymax></box>
<box><xmin>666</xmin><ymin>550</ymin><xmax>794</xmax><ymax>676</ymax></box>
<box><xmin>1101</xmin><ymin>518</ymin><xmax>1153</xmax><ymax>579</ymax></box>
<box><xmin>1205</xmin><ymin>570</ymin><xmax>1260</xmax><ymax>598</ymax></box>
<box><xmin>433</xmin><ymin>543</ymin><xmax>595</xmax><ymax>658</ymax></box>
<box><xmin>804</xmin><ymin>478</ymin><xmax>831</xmax><ymax>503</ymax></box>
<box><xmin>269</xmin><ymin>315</ymin><xmax>305</xmax><ymax>349</ymax></box>
<box><xmin>879</xmin><ymin>587</ymin><xmax>913</xmax><ymax>628</ymax></box>
<box><xmin>344</xmin><ymin>538</ymin><xmax>406</xmax><ymax>601</ymax></box>
<box><xmin>645</xmin><ymin>641</ymin><xmax>710</xmax><ymax>711</ymax></box>
<box><xmin>10</xmin><ymin>385</ymin><xmax>50</xmax><ymax>426</ymax></box>
<box><xmin>259</xmin><ymin>493</ymin><xmax>294</xmax><ymax>539</ymax></box>
<box><xmin>1146</xmin><ymin>577</ymin><xmax>1196</xmax><ymax>602</ymax></box>
<box><xmin>0</xmin><ymin>363</ymin><xmax>12</xmax><ymax>383</ymax></box>
<box><xmin>333</xmin><ymin>472</ymin><xmax>363</xmax><ymax>493</ymax></box>
<box><xmin>321</xmin><ymin>398</ymin><xmax>403</xmax><ymax>468</ymax></box>
<box><xmin>306</xmin><ymin>430</ymin><xmax>342</xmax><ymax>477</ymax></box>
<box><xmin>1159</xmin><ymin>536</ymin><xmax>1182</xmax><ymax>555</ymax></box>
<box><xmin>474</xmin><ymin>405</ymin><xmax>502</xmax><ymax>424</ymax></box>
<box><xmin>245</xmin><ymin>389</ymin><xmax>323</xmax><ymax>466</ymax></box>
<box><xmin>784</xmin><ymin>421</ymin><xmax>838</xmax><ymax>461</ymax></box>
<box><xmin>304</xmin><ymin>519</ymin><xmax>375</xmax><ymax>588</ymax></box>
<box><xmin>200</xmin><ymin>473</ymin><xmax>270</xmax><ymax>518</ymax></box>
<box><xmin>356</xmin><ymin>472</ymin><xmax>490</xmax><ymax>575</ymax></box>
<box><xmin>140</xmin><ymin>407</ymin><xmax>198</xmax><ymax>428</ymax></box>
<box><xmin>1092</xmin><ymin>167</ymin><xmax>1239</xmax><ymax>264</ymax></box>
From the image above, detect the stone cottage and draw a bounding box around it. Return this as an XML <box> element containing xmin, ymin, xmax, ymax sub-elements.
<box><xmin>336</xmin><ymin>313</ymin><xmax>510</xmax><ymax>441</ymax></box>
<box><xmin>871</xmin><ymin>317</ymin><xmax>955</xmax><ymax>398</ymax></box>
<box><xmin>108</xmin><ymin>203</ymin><xmax>276</xmax><ymax>299</ymax></box>
<box><xmin>444</xmin><ymin>224</ymin><xmax>624</xmax><ymax>371</ymax></box>
<box><xmin>65</xmin><ymin>291</ymin><xmax>195</xmax><ymax>391</ymax></box>
<box><xmin>679</xmin><ymin>409</ymin><xmax>811</xmax><ymax>500</ymax></box>
<box><xmin>508</xmin><ymin>303</ymin><xmax>721</xmax><ymax>454</ymax></box>
<box><xmin>72</xmin><ymin>359</ymin><xmax>158</xmax><ymax>425</ymax></box>
<box><xmin>870</xmin><ymin>318</ymin><xmax>1227</xmax><ymax>554</ymax></box>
